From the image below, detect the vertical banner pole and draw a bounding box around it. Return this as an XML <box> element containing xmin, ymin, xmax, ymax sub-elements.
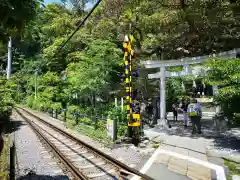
<box><xmin>123</xmin><ymin>35</ymin><xmax>140</xmax><ymax>140</ymax></box>
<box><xmin>123</xmin><ymin>35</ymin><xmax>132</xmax><ymax>137</ymax></box>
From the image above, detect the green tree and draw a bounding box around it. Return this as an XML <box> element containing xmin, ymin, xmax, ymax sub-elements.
<box><xmin>11</xmin><ymin>0</ymin><xmax>240</xmax><ymax>125</ymax></box>
<box><xmin>67</xmin><ymin>39</ymin><xmax>122</xmax><ymax>103</ymax></box>
<box><xmin>0</xmin><ymin>77</ymin><xmax>16</xmax><ymax>120</ymax></box>
<box><xmin>0</xmin><ymin>0</ymin><xmax>43</xmax><ymax>42</ymax></box>
<box><xmin>204</xmin><ymin>58</ymin><xmax>240</xmax><ymax>120</ymax></box>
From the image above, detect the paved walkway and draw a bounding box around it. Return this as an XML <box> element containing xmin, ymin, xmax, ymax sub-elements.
<box><xmin>167</xmin><ymin>112</ymin><xmax>215</xmax><ymax>121</ymax></box>
<box><xmin>143</xmin><ymin>129</ymin><xmax>226</xmax><ymax>180</ymax></box>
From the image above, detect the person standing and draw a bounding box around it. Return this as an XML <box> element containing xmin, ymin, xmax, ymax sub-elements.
<box><xmin>187</xmin><ymin>99</ymin><xmax>202</xmax><ymax>134</ymax></box>
<box><xmin>145</xmin><ymin>99</ymin><xmax>154</xmax><ymax>126</ymax></box>
<box><xmin>182</xmin><ymin>99</ymin><xmax>189</xmax><ymax>127</ymax></box>
<box><xmin>133</xmin><ymin>100</ymin><xmax>141</xmax><ymax>114</ymax></box>
<box><xmin>172</xmin><ymin>102</ymin><xmax>178</xmax><ymax>121</ymax></box>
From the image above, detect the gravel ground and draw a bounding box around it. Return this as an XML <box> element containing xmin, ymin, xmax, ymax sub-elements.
<box><xmin>22</xmin><ymin>108</ymin><xmax>153</xmax><ymax>171</ymax></box>
<box><xmin>12</xmin><ymin>111</ymin><xmax>70</xmax><ymax>180</ymax></box>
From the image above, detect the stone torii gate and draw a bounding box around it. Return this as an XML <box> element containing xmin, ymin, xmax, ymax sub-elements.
<box><xmin>141</xmin><ymin>48</ymin><xmax>239</xmax><ymax>128</ymax></box>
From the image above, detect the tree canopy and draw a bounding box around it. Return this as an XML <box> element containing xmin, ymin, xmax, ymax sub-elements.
<box><xmin>0</xmin><ymin>0</ymin><xmax>43</xmax><ymax>42</ymax></box>
<box><xmin>0</xmin><ymin>0</ymin><xmax>239</xmax><ymax>122</ymax></box>
<box><xmin>204</xmin><ymin>58</ymin><xmax>240</xmax><ymax>117</ymax></box>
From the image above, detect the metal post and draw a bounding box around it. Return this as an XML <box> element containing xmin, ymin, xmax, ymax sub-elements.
<box><xmin>9</xmin><ymin>142</ymin><xmax>15</xmax><ymax>180</ymax></box>
<box><xmin>63</xmin><ymin>109</ymin><xmax>67</xmax><ymax>122</ymax></box>
<box><xmin>113</xmin><ymin>118</ymin><xmax>117</xmax><ymax>141</ymax></box>
<box><xmin>7</xmin><ymin>37</ymin><xmax>12</xmax><ymax>79</ymax></box>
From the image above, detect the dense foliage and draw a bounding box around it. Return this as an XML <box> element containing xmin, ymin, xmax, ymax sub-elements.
<box><xmin>0</xmin><ymin>0</ymin><xmax>239</xmax><ymax>125</ymax></box>
<box><xmin>204</xmin><ymin>58</ymin><xmax>240</xmax><ymax>120</ymax></box>
<box><xmin>0</xmin><ymin>77</ymin><xmax>16</xmax><ymax>120</ymax></box>
<box><xmin>0</xmin><ymin>0</ymin><xmax>43</xmax><ymax>42</ymax></box>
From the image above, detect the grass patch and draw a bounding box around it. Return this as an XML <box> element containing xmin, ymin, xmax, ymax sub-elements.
<box><xmin>71</xmin><ymin>123</ymin><xmax>113</xmax><ymax>145</ymax></box>
<box><xmin>0</xmin><ymin>135</ymin><xmax>10</xmax><ymax>180</ymax></box>
<box><xmin>224</xmin><ymin>159</ymin><xmax>240</xmax><ymax>180</ymax></box>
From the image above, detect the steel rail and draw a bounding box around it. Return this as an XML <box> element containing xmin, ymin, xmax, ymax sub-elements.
<box><xmin>14</xmin><ymin>108</ymin><xmax>88</xmax><ymax>180</ymax></box>
<box><xmin>15</xmin><ymin>106</ymin><xmax>156</xmax><ymax>180</ymax></box>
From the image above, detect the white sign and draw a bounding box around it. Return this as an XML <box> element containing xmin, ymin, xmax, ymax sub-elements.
<box><xmin>106</xmin><ymin>118</ymin><xmax>114</xmax><ymax>139</ymax></box>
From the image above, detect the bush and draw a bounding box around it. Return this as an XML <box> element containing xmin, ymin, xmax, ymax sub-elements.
<box><xmin>97</xmin><ymin>120</ymin><xmax>105</xmax><ymax>130</ymax></box>
<box><xmin>117</xmin><ymin>125</ymin><xmax>128</xmax><ymax>137</ymax></box>
<box><xmin>66</xmin><ymin>118</ymin><xmax>76</xmax><ymax>129</ymax></box>
<box><xmin>51</xmin><ymin>102</ymin><xmax>62</xmax><ymax>111</ymax></box>
<box><xmin>68</xmin><ymin>105</ymin><xmax>86</xmax><ymax>116</ymax></box>
<box><xmin>80</xmin><ymin>117</ymin><xmax>91</xmax><ymax>125</ymax></box>
<box><xmin>32</xmin><ymin>98</ymin><xmax>52</xmax><ymax>112</ymax></box>
<box><xmin>26</xmin><ymin>96</ymin><xmax>34</xmax><ymax>108</ymax></box>
<box><xmin>0</xmin><ymin>135</ymin><xmax>10</xmax><ymax>180</ymax></box>
<box><xmin>0</xmin><ymin>78</ymin><xmax>15</xmax><ymax>121</ymax></box>
<box><xmin>75</xmin><ymin>124</ymin><xmax>112</xmax><ymax>144</ymax></box>
<box><xmin>68</xmin><ymin>105</ymin><xmax>79</xmax><ymax>114</ymax></box>
<box><xmin>0</xmin><ymin>106</ymin><xmax>12</xmax><ymax>121</ymax></box>
<box><xmin>107</xmin><ymin>106</ymin><xmax>127</xmax><ymax>123</ymax></box>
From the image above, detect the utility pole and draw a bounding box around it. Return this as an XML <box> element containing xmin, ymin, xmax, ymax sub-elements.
<box><xmin>7</xmin><ymin>37</ymin><xmax>12</xmax><ymax>79</ymax></box>
<box><xmin>17</xmin><ymin>80</ymin><xmax>20</xmax><ymax>103</ymax></box>
<box><xmin>34</xmin><ymin>71</ymin><xmax>38</xmax><ymax>100</ymax></box>
<box><xmin>7</xmin><ymin>36</ymin><xmax>15</xmax><ymax>180</ymax></box>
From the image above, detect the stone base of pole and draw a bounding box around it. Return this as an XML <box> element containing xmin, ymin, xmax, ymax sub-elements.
<box><xmin>127</xmin><ymin>126</ymin><xmax>133</xmax><ymax>138</ymax></box>
<box><xmin>156</xmin><ymin>119</ymin><xmax>170</xmax><ymax>130</ymax></box>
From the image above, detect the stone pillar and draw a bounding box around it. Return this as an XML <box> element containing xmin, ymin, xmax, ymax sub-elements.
<box><xmin>159</xmin><ymin>66</ymin><xmax>168</xmax><ymax>128</ymax></box>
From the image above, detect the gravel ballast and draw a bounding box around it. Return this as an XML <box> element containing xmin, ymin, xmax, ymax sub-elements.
<box><xmin>12</xmin><ymin>111</ymin><xmax>70</xmax><ymax>180</ymax></box>
<box><xmin>21</xmin><ymin>107</ymin><xmax>153</xmax><ymax>171</ymax></box>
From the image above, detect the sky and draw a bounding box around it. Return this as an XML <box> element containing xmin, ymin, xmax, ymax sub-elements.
<box><xmin>44</xmin><ymin>0</ymin><xmax>93</xmax><ymax>9</ymax></box>
<box><xmin>44</xmin><ymin>0</ymin><xmax>60</xmax><ymax>4</ymax></box>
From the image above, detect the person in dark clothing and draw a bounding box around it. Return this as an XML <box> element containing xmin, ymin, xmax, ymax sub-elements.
<box><xmin>134</xmin><ymin>100</ymin><xmax>141</xmax><ymax>114</ymax></box>
<box><xmin>187</xmin><ymin>99</ymin><xmax>202</xmax><ymax>134</ymax></box>
<box><xmin>182</xmin><ymin>100</ymin><xmax>189</xmax><ymax>127</ymax></box>
<box><xmin>172</xmin><ymin>103</ymin><xmax>178</xmax><ymax>121</ymax></box>
<box><xmin>145</xmin><ymin>99</ymin><xmax>154</xmax><ymax>125</ymax></box>
<box><xmin>236</xmin><ymin>52</ymin><xmax>240</xmax><ymax>58</ymax></box>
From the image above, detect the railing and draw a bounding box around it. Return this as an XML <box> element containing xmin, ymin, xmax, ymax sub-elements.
<box><xmin>44</xmin><ymin>108</ymin><xmax>128</xmax><ymax>138</ymax></box>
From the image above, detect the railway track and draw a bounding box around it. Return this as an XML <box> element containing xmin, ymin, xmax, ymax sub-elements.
<box><xmin>14</xmin><ymin>107</ymin><xmax>155</xmax><ymax>180</ymax></box>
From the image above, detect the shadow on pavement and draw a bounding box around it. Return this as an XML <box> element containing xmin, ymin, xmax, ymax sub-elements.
<box><xmin>211</xmin><ymin>133</ymin><xmax>240</xmax><ymax>152</ymax></box>
<box><xmin>149</xmin><ymin>118</ymin><xmax>240</xmax><ymax>152</ymax></box>
<box><xmin>0</xmin><ymin>120</ymin><xmax>26</xmax><ymax>135</ymax></box>
<box><xmin>7</xmin><ymin>120</ymin><xmax>26</xmax><ymax>134</ymax></box>
<box><xmin>17</xmin><ymin>171</ymin><xmax>70</xmax><ymax>180</ymax></box>
<box><xmin>0</xmin><ymin>120</ymin><xmax>25</xmax><ymax>153</ymax></box>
